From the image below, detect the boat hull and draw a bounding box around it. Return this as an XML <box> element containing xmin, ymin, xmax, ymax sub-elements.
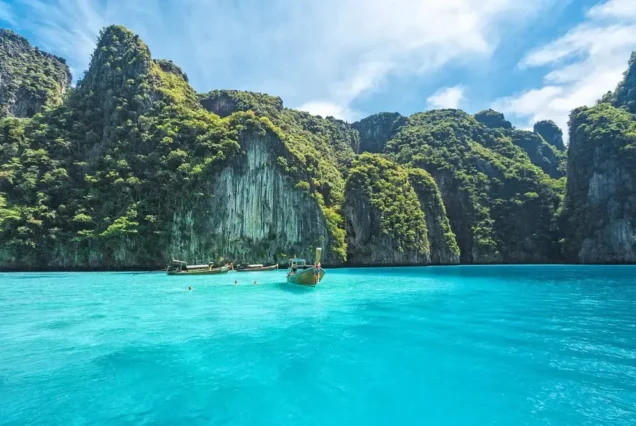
<box><xmin>287</xmin><ymin>268</ymin><xmax>325</xmax><ymax>286</ymax></box>
<box><xmin>236</xmin><ymin>264</ymin><xmax>278</xmax><ymax>272</ymax></box>
<box><xmin>166</xmin><ymin>267</ymin><xmax>229</xmax><ymax>276</ymax></box>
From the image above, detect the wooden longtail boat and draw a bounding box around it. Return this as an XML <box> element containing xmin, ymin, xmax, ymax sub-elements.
<box><xmin>166</xmin><ymin>260</ymin><xmax>230</xmax><ymax>276</ymax></box>
<box><xmin>236</xmin><ymin>264</ymin><xmax>279</xmax><ymax>272</ymax></box>
<box><xmin>287</xmin><ymin>248</ymin><xmax>325</xmax><ymax>287</ymax></box>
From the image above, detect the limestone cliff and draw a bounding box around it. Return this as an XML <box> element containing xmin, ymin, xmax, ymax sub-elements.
<box><xmin>407</xmin><ymin>169</ymin><xmax>460</xmax><ymax>264</ymax></box>
<box><xmin>8</xmin><ymin>23</ymin><xmax>636</xmax><ymax>269</ymax></box>
<box><xmin>509</xmin><ymin>129</ymin><xmax>565</xmax><ymax>178</ymax></box>
<box><xmin>562</xmin><ymin>103</ymin><xmax>636</xmax><ymax>263</ymax></box>
<box><xmin>560</xmin><ymin>51</ymin><xmax>636</xmax><ymax>264</ymax></box>
<box><xmin>199</xmin><ymin>89</ymin><xmax>359</xmax><ymax>168</ymax></box>
<box><xmin>352</xmin><ymin>112</ymin><xmax>406</xmax><ymax>154</ymax></box>
<box><xmin>0</xmin><ymin>26</ymin><xmax>346</xmax><ymax>270</ymax></box>
<box><xmin>169</xmin><ymin>130</ymin><xmax>334</xmax><ymax>265</ymax></box>
<box><xmin>534</xmin><ymin>120</ymin><xmax>565</xmax><ymax>152</ymax></box>
<box><xmin>386</xmin><ymin>110</ymin><xmax>562</xmax><ymax>264</ymax></box>
<box><xmin>474</xmin><ymin>110</ymin><xmax>565</xmax><ymax>178</ymax></box>
<box><xmin>344</xmin><ymin>154</ymin><xmax>431</xmax><ymax>265</ymax></box>
<box><xmin>609</xmin><ymin>51</ymin><xmax>636</xmax><ymax>114</ymax></box>
<box><xmin>0</xmin><ymin>29</ymin><xmax>71</xmax><ymax>118</ymax></box>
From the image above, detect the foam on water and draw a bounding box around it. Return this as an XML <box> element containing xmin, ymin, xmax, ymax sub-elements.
<box><xmin>1</xmin><ymin>266</ymin><xmax>635</xmax><ymax>425</ymax></box>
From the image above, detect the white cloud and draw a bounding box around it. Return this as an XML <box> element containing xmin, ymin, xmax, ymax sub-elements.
<box><xmin>426</xmin><ymin>85</ymin><xmax>465</xmax><ymax>109</ymax></box>
<box><xmin>494</xmin><ymin>0</ymin><xmax>636</xmax><ymax>140</ymax></box>
<box><xmin>297</xmin><ymin>101</ymin><xmax>358</xmax><ymax>122</ymax></box>
<box><xmin>1</xmin><ymin>0</ymin><xmax>550</xmax><ymax>121</ymax></box>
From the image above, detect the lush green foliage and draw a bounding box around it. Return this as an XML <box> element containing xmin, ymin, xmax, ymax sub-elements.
<box><xmin>472</xmin><ymin>110</ymin><xmax>566</xmax><ymax>178</ymax></box>
<box><xmin>0</xmin><ymin>26</ymin><xmax>242</xmax><ymax>267</ymax></box>
<box><xmin>386</xmin><ymin>109</ymin><xmax>562</xmax><ymax>263</ymax></box>
<box><xmin>0</xmin><ymin>29</ymin><xmax>71</xmax><ymax>118</ymax></box>
<box><xmin>474</xmin><ymin>109</ymin><xmax>512</xmax><ymax>129</ymax></box>
<box><xmin>509</xmin><ymin>129</ymin><xmax>566</xmax><ymax>178</ymax></box>
<box><xmin>345</xmin><ymin>153</ymin><xmax>428</xmax><ymax>254</ymax></box>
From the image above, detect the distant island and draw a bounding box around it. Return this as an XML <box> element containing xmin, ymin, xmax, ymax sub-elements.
<box><xmin>0</xmin><ymin>25</ymin><xmax>635</xmax><ymax>271</ymax></box>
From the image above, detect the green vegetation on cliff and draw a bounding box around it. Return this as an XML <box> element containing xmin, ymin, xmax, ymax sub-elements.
<box><xmin>561</xmin><ymin>103</ymin><xmax>636</xmax><ymax>262</ymax></box>
<box><xmin>474</xmin><ymin>109</ymin><xmax>512</xmax><ymax>130</ymax></box>
<box><xmin>15</xmin><ymin>24</ymin><xmax>636</xmax><ymax>268</ymax></box>
<box><xmin>0</xmin><ymin>28</ymin><xmax>352</xmax><ymax>268</ymax></box>
<box><xmin>407</xmin><ymin>168</ymin><xmax>460</xmax><ymax>263</ymax></box>
<box><xmin>385</xmin><ymin>109</ymin><xmax>562</xmax><ymax>263</ymax></box>
<box><xmin>472</xmin><ymin>110</ymin><xmax>566</xmax><ymax>178</ymax></box>
<box><xmin>0</xmin><ymin>29</ymin><xmax>71</xmax><ymax>118</ymax></box>
<box><xmin>607</xmin><ymin>51</ymin><xmax>636</xmax><ymax>114</ymax></box>
<box><xmin>344</xmin><ymin>153</ymin><xmax>431</xmax><ymax>264</ymax></box>
<box><xmin>0</xmin><ymin>26</ymin><xmax>243</xmax><ymax>268</ymax></box>
<box><xmin>346</xmin><ymin>153</ymin><xmax>428</xmax><ymax>253</ymax></box>
<box><xmin>560</xmin><ymin>51</ymin><xmax>636</xmax><ymax>263</ymax></box>
<box><xmin>198</xmin><ymin>90</ymin><xmax>360</xmax><ymax>262</ymax></box>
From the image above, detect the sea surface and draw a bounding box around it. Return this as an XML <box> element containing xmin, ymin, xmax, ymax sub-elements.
<box><xmin>0</xmin><ymin>266</ymin><xmax>635</xmax><ymax>425</ymax></box>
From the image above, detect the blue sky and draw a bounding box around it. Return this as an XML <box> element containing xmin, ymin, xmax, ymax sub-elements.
<box><xmin>1</xmin><ymin>0</ymin><xmax>636</xmax><ymax>135</ymax></box>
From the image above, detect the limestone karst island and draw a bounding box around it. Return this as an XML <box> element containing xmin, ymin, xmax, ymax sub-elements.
<box><xmin>0</xmin><ymin>25</ymin><xmax>634</xmax><ymax>270</ymax></box>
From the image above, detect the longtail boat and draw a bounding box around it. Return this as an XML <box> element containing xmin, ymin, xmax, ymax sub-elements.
<box><xmin>166</xmin><ymin>260</ymin><xmax>230</xmax><ymax>276</ymax></box>
<box><xmin>287</xmin><ymin>248</ymin><xmax>325</xmax><ymax>287</ymax></box>
<box><xmin>236</xmin><ymin>264</ymin><xmax>279</xmax><ymax>272</ymax></box>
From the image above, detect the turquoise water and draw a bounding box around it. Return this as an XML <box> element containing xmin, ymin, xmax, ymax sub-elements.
<box><xmin>1</xmin><ymin>266</ymin><xmax>635</xmax><ymax>425</ymax></box>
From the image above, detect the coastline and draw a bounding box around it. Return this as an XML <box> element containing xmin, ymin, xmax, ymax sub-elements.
<box><xmin>2</xmin><ymin>261</ymin><xmax>635</xmax><ymax>273</ymax></box>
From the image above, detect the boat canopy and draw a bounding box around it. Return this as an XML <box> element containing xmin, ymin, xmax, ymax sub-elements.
<box><xmin>186</xmin><ymin>264</ymin><xmax>211</xmax><ymax>270</ymax></box>
<box><xmin>247</xmin><ymin>264</ymin><xmax>264</xmax><ymax>268</ymax></box>
<box><xmin>290</xmin><ymin>258</ymin><xmax>306</xmax><ymax>264</ymax></box>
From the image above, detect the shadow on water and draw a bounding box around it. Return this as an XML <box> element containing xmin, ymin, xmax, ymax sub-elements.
<box><xmin>275</xmin><ymin>282</ymin><xmax>317</xmax><ymax>295</ymax></box>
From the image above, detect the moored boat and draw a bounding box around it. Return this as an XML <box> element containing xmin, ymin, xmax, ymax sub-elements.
<box><xmin>287</xmin><ymin>248</ymin><xmax>325</xmax><ymax>287</ymax></box>
<box><xmin>166</xmin><ymin>260</ymin><xmax>230</xmax><ymax>276</ymax></box>
<box><xmin>236</xmin><ymin>264</ymin><xmax>279</xmax><ymax>272</ymax></box>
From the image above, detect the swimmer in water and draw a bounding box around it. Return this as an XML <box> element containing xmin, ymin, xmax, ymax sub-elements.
<box><xmin>234</xmin><ymin>280</ymin><xmax>238</xmax><ymax>285</ymax></box>
<box><xmin>188</xmin><ymin>286</ymin><xmax>192</xmax><ymax>291</ymax></box>
<box><xmin>254</xmin><ymin>280</ymin><xmax>258</xmax><ymax>285</ymax></box>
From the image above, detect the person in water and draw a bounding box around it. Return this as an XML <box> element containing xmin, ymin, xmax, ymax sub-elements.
<box><xmin>313</xmin><ymin>262</ymin><xmax>321</xmax><ymax>283</ymax></box>
<box><xmin>188</xmin><ymin>286</ymin><xmax>192</xmax><ymax>291</ymax></box>
<box><xmin>234</xmin><ymin>280</ymin><xmax>238</xmax><ymax>285</ymax></box>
